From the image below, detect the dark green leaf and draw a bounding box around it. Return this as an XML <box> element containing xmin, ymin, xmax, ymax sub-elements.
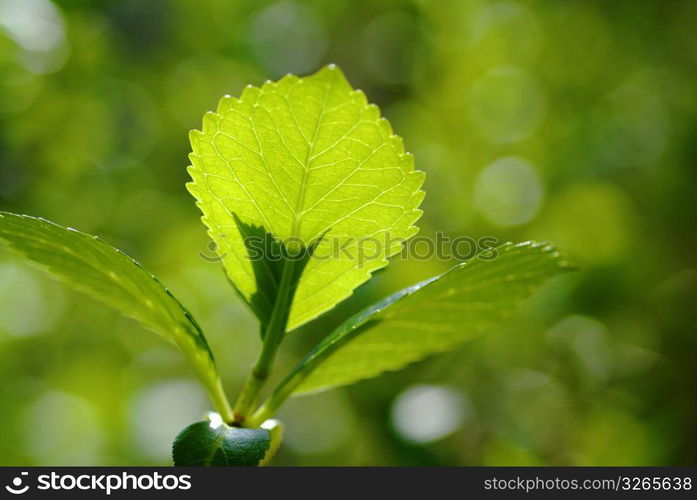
<box><xmin>172</xmin><ymin>419</ymin><xmax>271</xmax><ymax>467</ymax></box>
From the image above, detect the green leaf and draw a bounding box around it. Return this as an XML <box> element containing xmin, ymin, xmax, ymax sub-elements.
<box><xmin>187</xmin><ymin>65</ymin><xmax>425</xmax><ymax>331</ymax></box>
<box><xmin>173</xmin><ymin>419</ymin><xmax>271</xmax><ymax>466</ymax></box>
<box><xmin>250</xmin><ymin>242</ymin><xmax>573</xmax><ymax>417</ymax></box>
<box><xmin>0</xmin><ymin>212</ymin><xmax>231</xmax><ymax>419</ymax></box>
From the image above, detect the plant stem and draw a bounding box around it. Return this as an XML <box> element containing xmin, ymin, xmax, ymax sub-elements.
<box><xmin>247</xmin><ymin>319</ymin><xmax>355</xmax><ymax>428</ymax></box>
<box><xmin>245</xmin><ymin>382</ymin><xmax>292</xmax><ymax>428</ymax></box>
<box><xmin>178</xmin><ymin>329</ymin><xmax>235</xmax><ymax>423</ymax></box>
<box><xmin>232</xmin><ymin>258</ymin><xmax>297</xmax><ymax>426</ymax></box>
<box><xmin>207</xmin><ymin>376</ymin><xmax>235</xmax><ymax>423</ymax></box>
<box><xmin>245</xmin><ymin>352</ymin><xmax>314</xmax><ymax>428</ymax></box>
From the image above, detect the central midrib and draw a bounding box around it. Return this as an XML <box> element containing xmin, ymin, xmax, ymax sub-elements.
<box><xmin>289</xmin><ymin>81</ymin><xmax>331</xmax><ymax>240</ymax></box>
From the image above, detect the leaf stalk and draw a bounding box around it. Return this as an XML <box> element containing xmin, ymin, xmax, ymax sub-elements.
<box><xmin>232</xmin><ymin>258</ymin><xmax>297</xmax><ymax>426</ymax></box>
<box><xmin>207</xmin><ymin>376</ymin><xmax>235</xmax><ymax>424</ymax></box>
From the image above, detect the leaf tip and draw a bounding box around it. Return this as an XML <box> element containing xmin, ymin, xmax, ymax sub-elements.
<box><xmin>322</xmin><ymin>63</ymin><xmax>343</xmax><ymax>76</ymax></box>
<box><xmin>314</xmin><ymin>63</ymin><xmax>349</xmax><ymax>85</ymax></box>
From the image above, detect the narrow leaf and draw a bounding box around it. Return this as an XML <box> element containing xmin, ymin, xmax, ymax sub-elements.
<box><xmin>0</xmin><ymin>212</ymin><xmax>228</xmax><ymax>415</ymax></box>
<box><xmin>258</xmin><ymin>242</ymin><xmax>573</xmax><ymax>406</ymax></box>
<box><xmin>187</xmin><ymin>65</ymin><xmax>425</xmax><ymax>331</ymax></box>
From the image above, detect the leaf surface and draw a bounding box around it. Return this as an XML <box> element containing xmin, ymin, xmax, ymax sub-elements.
<box><xmin>172</xmin><ymin>419</ymin><xmax>270</xmax><ymax>467</ymax></box>
<box><xmin>0</xmin><ymin>212</ymin><xmax>220</xmax><ymax>392</ymax></box>
<box><xmin>270</xmin><ymin>242</ymin><xmax>573</xmax><ymax>397</ymax></box>
<box><xmin>188</xmin><ymin>65</ymin><xmax>424</xmax><ymax>330</ymax></box>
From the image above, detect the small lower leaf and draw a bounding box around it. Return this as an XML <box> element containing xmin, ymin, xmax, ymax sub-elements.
<box><xmin>172</xmin><ymin>418</ymin><xmax>271</xmax><ymax>467</ymax></box>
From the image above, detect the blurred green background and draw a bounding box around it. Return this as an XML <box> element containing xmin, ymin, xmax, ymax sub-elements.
<box><xmin>1</xmin><ymin>0</ymin><xmax>696</xmax><ymax>466</ymax></box>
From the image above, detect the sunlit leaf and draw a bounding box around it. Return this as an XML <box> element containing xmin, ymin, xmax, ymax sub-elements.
<box><xmin>187</xmin><ymin>65</ymin><xmax>425</xmax><ymax>331</ymax></box>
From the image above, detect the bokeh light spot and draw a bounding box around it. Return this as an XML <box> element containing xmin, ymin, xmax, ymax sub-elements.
<box><xmin>547</xmin><ymin>315</ymin><xmax>613</xmax><ymax>382</ymax></box>
<box><xmin>129</xmin><ymin>379</ymin><xmax>208</xmax><ymax>462</ymax></box>
<box><xmin>473</xmin><ymin>156</ymin><xmax>544</xmax><ymax>227</ymax></box>
<box><xmin>249</xmin><ymin>1</ymin><xmax>327</xmax><ymax>76</ymax></box>
<box><xmin>539</xmin><ymin>182</ymin><xmax>633</xmax><ymax>265</ymax></box>
<box><xmin>362</xmin><ymin>11</ymin><xmax>422</xmax><ymax>85</ymax></box>
<box><xmin>0</xmin><ymin>0</ymin><xmax>63</xmax><ymax>52</ymax></box>
<box><xmin>469</xmin><ymin>65</ymin><xmax>546</xmax><ymax>143</ymax></box>
<box><xmin>23</xmin><ymin>391</ymin><xmax>104</xmax><ymax>464</ymax></box>
<box><xmin>0</xmin><ymin>262</ymin><xmax>65</xmax><ymax>338</ymax></box>
<box><xmin>280</xmin><ymin>391</ymin><xmax>354</xmax><ymax>455</ymax></box>
<box><xmin>592</xmin><ymin>82</ymin><xmax>669</xmax><ymax>168</ymax></box>
<box><xmin>391</xmin><ymin>385</ymin><xmax>467</xmax><ymax>444</ymax></box>
<box><xmin>469</xmin><ymin>1</ymin><xmax>541</xmax><ymax>64</ymax></box>
<box><xmin>0</xmin><ymin>0</ymin><xmax>68</xmax><ymax>73</ymax></box>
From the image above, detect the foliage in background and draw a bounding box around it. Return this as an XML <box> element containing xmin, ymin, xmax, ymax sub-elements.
<box><xmin>1</xmin><ymin>0</ymin><xmax>696</xmax><ymax>466</ymax></box>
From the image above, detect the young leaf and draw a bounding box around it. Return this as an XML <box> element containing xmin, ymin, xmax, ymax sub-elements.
<box><xmin>250</xmin><ymin>242</ymin><xmax>574</xmax><ymax>421</ymax></box>
<box><xmin>187</xmin><ymin>65</ymin><xmax>425</xmax><ymax>331</ymax></box>
<box><xmin>0</xmin><ymin>212</ymin><xmax>231</xmax><ymax>420</ymax></box>
<box><xmin>172</xmin><ymin>419</ymin><xmax>271</xmax><ymax>467</ymax></box>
